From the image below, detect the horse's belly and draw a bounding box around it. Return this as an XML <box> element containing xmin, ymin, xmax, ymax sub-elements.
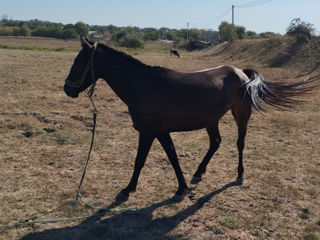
<box><xmin>129</xmin><ymin>96</ymin><xmax>232</xmax><ymax>134</ymax></box>
<box><xmin>163</xmin><ymin>107</ymin><xmax>228</xmax><ymax>132</ymax></box>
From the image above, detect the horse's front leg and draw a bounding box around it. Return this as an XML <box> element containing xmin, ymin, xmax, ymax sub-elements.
<box><xmin>116</xmin><ymin>132</ymin><xmax>155</xmax><ymax>201</ymax></box>
<box><xmin>157</xmin><ymin>133</ymin><xmax>189</xmax><ymax>202</ymax></box>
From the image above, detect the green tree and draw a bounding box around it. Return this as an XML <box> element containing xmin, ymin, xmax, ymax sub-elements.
<box><xmin>74</xmin><ymin>21</ymin><xmax>89</xmax><ymax>36</ymax></box>
<box><xmin>246</xmin><ymin>30</ymin><xmax>257</xmax><ymax>39</ymax></box>
<box><xmin>219</xmin><ymin>21</ymin><xmax>237</xmax><ymax>42</ymax></box>
<box><xmin>61</xmin><ymin>28</ymin><xmax>78</xmax><ymax>39</ymax></box>
<box><xmin>176</xmin><ymin>29</ymin><xmax>188</xmax><ymax>40</ymax></box>
<box><xmin>64</xmin><ymin>24</ymin><xmax>75</xmax><ymax>30</ymax></box>
<box><xmin>286</xmin><ymin>18</ymin><xmax>315</xmax><ymax>41</ymax></box>
<box><xmin>105</xmin><ymin>25</ymin><xmax>119</xmax><ymax>34</ymax></box>
<box><xmin>112</xmin><ymin>30</ymin><xmax>127</xmax><ymax>42</ymax></box>
<box><xmin>0</xmin><ymin>26</ymin><xmax>13</xmax><ymax>36</ymax></box>
<box><xmin>235</xmin><ymin>26</ymin><xmax>247</xmax><ymax>39</ymax></box>
<box><xmin>12</xmin><ymin>25</ymin><xmax>30</xmax><ymax>36</ymax></box>
<box><xmin>143</xmin><ymin>28</ymin><xmax>160</xmax><ymax>41</ymax></box>
<box><xmin>119</xmin><ymin>35</ymin><xmax>144</xmax><ymax>48</ymax></box>
<box><xmin>259</xmin><ymin>31</ymin><xmax>280</xmax><ymax>39</ymax></box>
<box><xmin>189</xmin><ymin>29</ymin><xmax>202</xmax><ymax>41</ymax></box>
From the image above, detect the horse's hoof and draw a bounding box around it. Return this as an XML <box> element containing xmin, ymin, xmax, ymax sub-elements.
<box><xmin>171</xmin><ymin>188</ymin><xmax>191</xmax><ymax>202</ymax></box>
<box><xmin>171</xmin><ymin>194</ymin><xmax>185</xmax><ymax>203</ymax></box>
<box><xmin>115</xmin><ymin>191</ymin><xmax>129</xmax><ymax>202</ymax></box>
<box><xmin>236</xmin><ymin>177</ymin><xmax>244</xmax><ymax>185</ymax></box>
<box><xmin>191</xmin><ymin>176</ymin><xmax>202</xmax><ymax>184</ymax></box>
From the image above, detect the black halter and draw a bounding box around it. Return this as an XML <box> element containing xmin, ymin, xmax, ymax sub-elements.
<box><xmin>65</xmin><ymin>42</ymin><xmax>98</xmax><ymax>97</ymax></box>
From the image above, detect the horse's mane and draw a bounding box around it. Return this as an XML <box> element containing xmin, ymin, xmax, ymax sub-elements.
<box><xmin>98</xmin><ymin>43</ymin><xmax>161</xmax><ymax>70</ymax></box>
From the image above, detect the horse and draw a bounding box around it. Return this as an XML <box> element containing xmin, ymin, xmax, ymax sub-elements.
<box><xmin>64</xmin><ymin>37</ymin><xmax>317</xmax><ymax>202</ymax></box>
<box><xmin>170</xmin><ymin>49</ymin><xmax>180</xmax><ymax>58</ymax></box>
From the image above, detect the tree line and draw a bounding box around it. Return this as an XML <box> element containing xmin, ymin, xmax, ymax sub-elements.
<box><xmin>0</xmin><ymin>17</ymin><xmax>316</xmax><ymax>48</ymax></box>
<box><xmin>0</xmin><ymin>18</ymin><xmax>88</xmax><ymax>39</ymax></box>
<box><xmin>0</xmin><ymin>17</ymin><xmax>278</xmax><ymax>41</ymax></box>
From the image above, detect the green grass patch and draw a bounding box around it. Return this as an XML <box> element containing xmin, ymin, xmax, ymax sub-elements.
<box><xmin>53</xmin><ymin>130</ymin><xmax>90</xmax><ymax>145</ymax></box>
<box><xmin>219</xmin><ymin>216</ymin><xmax>238</xmax><ymax>229</ymax></box>
<box><xmin>0</xmin><ymin>44</ymin><xmax>77</xmax><ymax>52</ymax></box>
<box><xmin>122</xmin><ymin>48</ymin><xmax>172</xmax><ymax>56</ymax></box>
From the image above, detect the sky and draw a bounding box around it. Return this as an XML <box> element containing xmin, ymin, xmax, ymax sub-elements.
<box><xmin>2</xmin><ymin>0</ymin><xmax>320</xmax><ymax>34</ymax></box>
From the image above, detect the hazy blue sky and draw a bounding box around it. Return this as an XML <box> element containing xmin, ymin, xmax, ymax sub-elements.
<box><xmin>2</xmin><ymin>0</ymin><xmax>320</xmax><ymax>34</ymax></box>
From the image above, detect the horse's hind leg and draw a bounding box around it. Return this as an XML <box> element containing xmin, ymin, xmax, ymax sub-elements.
<box><xmin>191</xmin><ymin>123</ymin><xmax>221</xmax><ymax>184</ymax></box>
<box><xmin>232</xmin><ymin>103</ymin><xmax>252</xmax><ymax>184</ymax></box>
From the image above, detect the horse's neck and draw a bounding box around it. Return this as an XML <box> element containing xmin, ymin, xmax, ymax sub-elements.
<box><xmin>98</xmin><ymin>53</ymin><xmax>147</xmax><ymax>105</ymax></box>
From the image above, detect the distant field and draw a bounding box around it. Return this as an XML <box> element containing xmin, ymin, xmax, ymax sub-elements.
<box><xmin>0</xmin><ymin>36</ymin><xmax>81</xmax><ymax>51</ymax></box>
<box><xmin>0</xmin><ymin>37</ymin><xmax>319</xmax><ymax>240</ymax></box>
<box><xmin>0</xmin><ymin>36</ymin><xmax>176</xmax><ymax>53</ymax></box>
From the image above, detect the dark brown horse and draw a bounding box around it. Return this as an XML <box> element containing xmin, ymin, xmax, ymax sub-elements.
<box><xmin>64</xmin><ymin>37</ymin><xmax>317</xmax><ymax>202</ymax></box>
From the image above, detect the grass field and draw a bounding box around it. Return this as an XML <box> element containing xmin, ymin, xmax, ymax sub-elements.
<box><xmin>0</xmin><ymin>37</ymin><xmax>320</xmax><ymax>240</ymax></box>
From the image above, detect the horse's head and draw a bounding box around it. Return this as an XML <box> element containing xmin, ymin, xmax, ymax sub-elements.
<box><xmin>64</xmin><ymin>37</ymin><xmax>97</xmax><ymax>98</ymax></box>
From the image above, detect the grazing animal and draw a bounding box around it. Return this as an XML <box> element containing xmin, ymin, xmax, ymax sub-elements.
<box><xmin>64</xmin><ymin>37</ymin><xmax>317</xmax><ymax>202</ymax></box>
<box><xmin>170</xmin><ymin>49</ymin><xmax>180</xmax><ymax>58</ymax></box>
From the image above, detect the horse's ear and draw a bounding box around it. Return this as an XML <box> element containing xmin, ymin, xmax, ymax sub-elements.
<box><xmin>80</xmin><ymin>36</ymin><xmax>90</xmax><ymax>49</ymax></box>
<box><xmin>85</xmin><ymin>36</ymin><xmax>95</xmax><ymax>45</ymax></box>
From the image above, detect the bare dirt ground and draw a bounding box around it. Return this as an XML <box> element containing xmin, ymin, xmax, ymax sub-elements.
<box><xmin>0</xmin><ymin>38</ymin><xmax>320</xmax><ymax>240</ymax></box>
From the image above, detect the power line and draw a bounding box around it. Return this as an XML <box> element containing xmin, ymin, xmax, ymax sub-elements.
<box><xmin>187</xmin><ymin>0</ymin><xmax>272</xmax><ymax>30</ymax></box>
<box><xmin>235</xmin><ymin>0</ymin><xmax>272</xmax><ymax>8</ymax></box>
<box><xmin>195</xmin><ymin>8</ymin><xmax>232</xmax><ymax>28</ymax></box>
<box><xmin>233</xmin><ymin>0</ymin><xmax>272</xmax><ymax>25</ymax></box>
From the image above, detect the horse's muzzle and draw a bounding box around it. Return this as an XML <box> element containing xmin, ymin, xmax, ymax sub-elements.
<box><xmin>64</xmin><ymin>83</ymin><xmax>80</xmax><ymax>98</ymax></box>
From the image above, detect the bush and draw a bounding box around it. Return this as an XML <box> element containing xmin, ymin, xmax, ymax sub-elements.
<box><xmin>119</xmin><ymin>35</ymin><xmax>144</xmax><ymax>48</ymax></box>
<box><xmin>0</xmin><ymin>25</ymin><xmax>30</xmax><ymax>37</ymax></box>
<box><xmin>32</xmin><ymin>26</ymin><xmax>61</xmax><ymax>38</ymax></box>
<box><xmin>31</xmin><ymin>26</ymin><xmax>78</xmax><ymax>39</ymax></box>
<box><xmin>247</xmin><ymin>30</ymin><xmax>257</xmax><ymax>39</ymax></box>
<box><xmin>0</xmin><ymin>26</ymin><xmax>14</xmax><ymax>36</ymax></box>
<box><xmin>61</xmin><ymin>28</ymin><xmax>78</xmax><ymax>39</ymax></box>
<box><xmin>235</xmin><ymin>26</ymin><xmax>247</xmax><ymax>39</ymax></box>
<box><xmin>259</xmin><ymin>32</ymin><xmax>281</xmax><ymax>39</ymax></box>
<box><xmin>219</xmin><ymin>21</ymin><xmax>238</xmax><ymax>42</ymax></box>
<box><xmin>286</xmin><ymin>18</ymin><xmax>315</xmax><ymax>42</ymax></box>
<box><xmin>74</xmin><ymin>21</ymin><xmax>89</xmax><ymax>36</ymax></box>
<box><xmin>143</xmin><ymin>30</ymin><xmax>160</xmax><ymax>41</ymax></box>
<box><xmin>111</xmin><ymin>30</ymin><xmax>127</xmax><ymax>42</ymax></box>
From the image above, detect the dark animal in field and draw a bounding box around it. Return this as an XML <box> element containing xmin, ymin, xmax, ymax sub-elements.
<box><xmin>64</xmin><ymin>37</ymin><xmax>317</xmax><ymax>202</ymax></box>
<box><xmin>170</xmin><ymin>49</ymin><xmax>180</xmax><ymax>58</ymax></box>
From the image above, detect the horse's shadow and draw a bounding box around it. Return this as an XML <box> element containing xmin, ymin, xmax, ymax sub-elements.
<box><xmin>21</xmin><ymin>181</ymin><xmax>239</xmax><ymax>240</ymax></box>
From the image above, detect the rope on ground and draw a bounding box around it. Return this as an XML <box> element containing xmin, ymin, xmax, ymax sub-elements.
<box><xmin>1</xmin><ymin>62</ymin><xmax>139</xmax><ymax>230</ymax></box>
<box><xmin>0</xmin><ymin>205</ymin><xmax>138</xmax><ymax>230</ymax></box>
<box><xmin>77</xmin><ymin>193</ymin><xmax>139</xmax><ymax>213</ymax></box>
<box><xmin>0</xmin><ymin>215</ymin><xmax>92</xmax><ymax>229</ymax></box>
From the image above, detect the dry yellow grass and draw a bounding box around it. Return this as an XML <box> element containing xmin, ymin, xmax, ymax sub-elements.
<box><xmin>0</xmin><ymin>37</ymin><xmax>320</xmax><ymax>240</ymax></box>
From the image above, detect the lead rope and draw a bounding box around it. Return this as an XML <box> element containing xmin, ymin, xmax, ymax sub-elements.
<box><xmin>75</xmin><ymin>99</ymin><xmax>98</xmax><ymax>205</ymax></box>
<box><xmin>74</xmin><ymin>45</ymin><xmax>134</xmax><ymax>211</ymax></box>
<box><xmin>75</xmin><ymin>43</ymin><xmax>100</xmax><ymax>205</ymax></box>
<box><xmin>0</xmin><ymin>44</ymin><xmax>139</xmax><ymax>230</ymax></box>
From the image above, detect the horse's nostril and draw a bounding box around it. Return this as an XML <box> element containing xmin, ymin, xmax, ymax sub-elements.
<box><xmin>64</xmin><ymin>84</ymin><xmax>79</xmax><ymax>98</ymax></box>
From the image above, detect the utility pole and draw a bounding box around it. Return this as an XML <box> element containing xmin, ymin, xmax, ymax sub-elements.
<box><xmin>232</xmin><ymin>5</ymin><xmax>234</xmax><ymax>25</ymax></box>
<box><xmin>187</xmin><ymin>22</ymin><xmax>190</xmax><ymax>41</ymax></box>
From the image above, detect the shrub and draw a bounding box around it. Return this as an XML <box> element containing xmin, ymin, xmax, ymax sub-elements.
<box><xmin>111</xmin><ymin>30</ymin><xmax>127</xmax><ymax>42</ymax></box>
<box><xmin>247</xmin><ymin>30</ymin><xmax>257</xmax><ymax>39</ymax></box>
<box><xmin>74</xmin><ymin>21</ymin><xmax>89</xmax><ymax>36</ymax></box>
<box><xmin>119</xmin><ymin>35</ymin><xmax>144</xmax><ymax>48</ymax></box>
<box><xmin>61</xmin><ymin>28</ymin><xmax>78</xmax><ymax>39</ymax></box>
<box><xmin>235</xmin><ymin>26</ymin><xmax>247</xmax><ymax>39</ymax></box>
<box><xmin>219</xmin><ymin>21</ymin><xmax>238</xmax><ymax>42</ymax></box>
<box><xmin>0</xmin><ymin>26</ymin><xmax>14</xmax><ymax>36</ymax></box>
<box><xmin>286</xmin><ymin>18</ymin><xmax>315</xmax><ymax>42</ymax></box>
